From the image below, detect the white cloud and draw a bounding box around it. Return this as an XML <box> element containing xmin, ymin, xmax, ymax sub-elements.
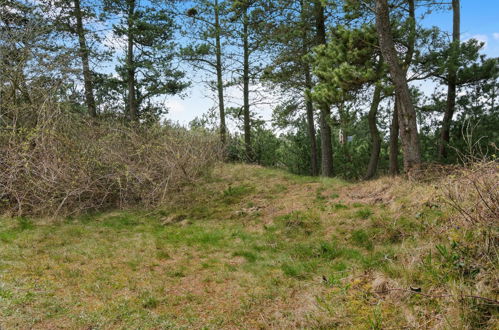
<box><xmin>468</xmin><ymin>34</ymin><xmax>489</xmax><ymax>48</ymax></box>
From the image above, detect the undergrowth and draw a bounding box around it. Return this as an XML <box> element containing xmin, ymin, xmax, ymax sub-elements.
<box><xmin>0</xmin><ymin>109</ymin><xmax>221</xmax><ymax>217</ymax></box>
<box><xmin>0</xmin><ymin>162</ymin><xmax>497</xmax><ymax>328</ymax></box>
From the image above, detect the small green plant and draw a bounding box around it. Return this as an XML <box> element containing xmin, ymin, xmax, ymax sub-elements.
<box><xmin>275</xmin><ymin>210</ymin><xmax>320</xmax><ymax>235</ymax></box>
<box><xmin>316</xmin><ymin>242</ymin><xmax>342</xmax><ymax>259</ymax></box>
<box><xmin>435</xmin><ymin>243</ymin><xmax>479</xmax><ymax>279</ymax></box>
<box><xmin>355</xmin><ymin>208</ymin><xmax>373</xmax><ymax>220</ymax></box>
<box><xmin>315</xmin><ymin>186</ymin><xmax>327</xmax><ymax>202</ymax></box>
<box><xmin>101</xmin><ymin>214</ymin><xmax>139</xmax><ymax>229</ymax></box>
<box><xmin>322</xmin><ymin>273</ymin><xmax>343</xmax><ymax>287</ymax></box>
<box><xmin>167</xmin><ymin>270</ymin><xmax>186</xmax><ymax>278</ymax></box>
<box><xmin>233</xmin><ymin>250</ymin><xmax>258</xmax><ymax>263</ymax></box>
<box><xmin>367</xmin><ymin>306</ymin><xmax>383</xmax><ymax>329</ymax></box>
<box><xmin>351</xmin><ymin>230</ymin><xmax>374</xmax><ymax>250</ymax></box>
<box><xmin>221</xmin><ymin>184</ymin><xmax>253</xmax><ymax>204</ymax></box>
<box><xmin>17</xmin><ymin>217</ymin><xmax>34</xmax><ymax>231</ymax></box>
<box><xmin>331</xmin><ymin>261</ymin><xmax>348</xmax><ymax>272</ymax></box>
<box><xmin>156</xmin><ymin>251</ymin><xmax>171</xmax><ymax>260</ymax></box>
<box><xmin>270</xmin><ymin>183</ymin><xmax>288</xmax><ymax>194</ymax></box>
<box><xmin>281</xmin><ymin>262</ymin><xmax>308</xmax><ymax>279</ymax></box>
<box><xmin>333</xmin><ymin>203</ymin><xmax>349</xmax><ymax>210</ymax></box>
<box><xmin>141</xmin><ymin>295</ymin><xmax>159</xmax><ymax>309</ymax></box>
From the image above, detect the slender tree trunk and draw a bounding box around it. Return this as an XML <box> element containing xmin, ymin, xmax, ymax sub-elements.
<box><xmin>127</xmin><ymin>0</ymin><xmax>137</xmax><ymax>122</ymax></box>
<box><xmin>214</xmin><ymin>0</ymin><xmax>226</xmax><ymax>144</ymax></box>
<box><xmin>242</xmin><ymin>7</ymin><xmax>251</xmax><ymax>160</ymax></box>
<box><xmin>365</xmin><ymin>84</ymin><xmax>382</xmax><ymax>179</ymax></box>
<box><xmin>338</xmin><ymin>102</ymin><xmax>351</xmax><ymax>161</ymax></box>
<box><xmin>319</xmin><ymin>105</ymin><xmax>333</xmax><ymax>176</ymax></box>
<box><xmin>301</xmin><ymin>0</ymin><xmax>318</xmax><ymax>176</ymax></box>
<box><xmin>439</xmin><ymin>0</ymin><xmax>460</xmax><ymax>160</ymax></box>
<box><xmin>389</xmin><ymin>97</ymin><xmax>400</xmax><ymax>175</ymax></box>
<box><xmin>314</xmin><ymin>0</ymin><xmax>333</xmax><ymax>176</ymax></box>
<box><xmin>304</xmin><ymin>76</ymin><xmax>319</xmax><ymax>176</ymax></box>
<box><xmin>74</xmin><ymin>0</ymin><xmax>96</xmax><ymax>118</ymax></box>
<box><xmin>375</xmin><ymin>0</ymin><xmax>421</xmax><ymax>172</ymax></box>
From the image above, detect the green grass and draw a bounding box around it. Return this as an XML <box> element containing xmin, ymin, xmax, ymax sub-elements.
<box><xmin>354</xmin><ymin>208</ymin><xmax>373</xmax><ymax>219</ymax></box>
<box><xmin>0</xmin><ymin>163</ymin><xmax>496</xmax><ymax>329</ymax></box>
<box><xmin>350</xmin><ymin>229</ymin><xmax>374</xmax><ymax>250</ymax></box>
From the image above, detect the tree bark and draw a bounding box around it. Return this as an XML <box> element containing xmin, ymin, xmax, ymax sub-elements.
<box><xmin>74</xmin><ymin>0</ymin><xmax>96</xmax><ymax>118</ymax></box>
<box><xmin>365</xmin><ymin>84</ymin><xmax>382</xmax><ymax>180</ymax></box>
<box><xmin>389</xmin><ymin>96</ymin><xmax>400</xmax><ymax>175</ymax></box>
<box><xmin>375</xmin><ymin>0</ymin><xmax>421</xmax><ymax>172</ymax></box>
<box><xmin>314</xmin><ymin>0</ymin><xmax>333</xmax><ymax>177</ymax></box>
<box><xmin>301</xmin><ymin>0</ymin><xmax>318</xmax><ymax>176</ymax></box>
<box><xmin>319</xmin><ymin>104</ymin><xmax>333</xmax><ymax>176</ymax></box>
<box><xmin>242</xmin><ymin>7</ymin><xmax>251</xmax><ymax>160</ymax></box>
<box><xmin>214</xmin><ymin>0</ymin><xmax>226</xmax><ymax>144</ymax></box>
<box><xmin>439</xmin><ymin>0</ymin><xmax>460</xmax><ymax>160</ymax></box>
<box><xmin>127</xmin><ymin>0</ymin><xmax>137</xmax><ymax>122</ymax></box>
<box><xmin>305</xmin><ymin>74</ymin><xmax>319</xmax><ymax>176</ymax></box>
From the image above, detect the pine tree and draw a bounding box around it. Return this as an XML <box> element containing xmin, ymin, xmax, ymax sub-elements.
<box><xmin>375</xmin><ymin>0</ymin><xmax>421</xmax><ymax>172</ymax></box>
<box><xmin>261</xmin><ymin>0</ymin><xmax>319</xmax><ymax>176</ymax></box>
<box><xmin>103</xmin><ymin>0</ymin><xmax>188</xmax><ymax>121</ymax></box>
<box><xmin>313</xmin><ymin>0</ymin><xmax>334</xmax><ymax>177</ymax></box>
<box><xmin>228</xmin><ymin>0</ymin><xmax>270</xmax><ymax>161</ymax></box>
<box><xmin>310</xmin><ymin>24</ymin><xmax>387</xmax><ymax>179</ymax></box>
<box><xmin>181</xmin><ymin>0</ymin><xmax>229</xmax><ymax>143</ymax></box>
<box><xmin>46</xmin><ymin>0</ymin><xmax>101</xmax><ymax>117</ymax></box>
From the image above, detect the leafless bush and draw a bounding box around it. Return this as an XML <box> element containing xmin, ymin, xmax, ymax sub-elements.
<box><xmin>0</xmin><ymin>105</ymin><xmax>222</xmax><ymax>217</ymax></box>
<box><xmin>442</xmin><ymin>160</ymin><xmax>498</xmax><ymax>255</ymax></box>
<box><xmin>443</xmin><ymin>161</ymin><xmax>498</xmax><ymax>226</ymax></box>
<box><xmin>442</xmin><ymin>120</ymin><xmax>499</xmax><ymax>239</ymax></box>
<box><xmin>439</xmin><ymin>160</ymin><xmax>498</xmax><ymax>327</ymax></box>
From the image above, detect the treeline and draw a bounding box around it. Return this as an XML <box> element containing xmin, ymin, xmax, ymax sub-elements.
<box><xmin>1</xmin><ymin>0</ymin><xmax>498</xmax><ymax>181</ymax></box>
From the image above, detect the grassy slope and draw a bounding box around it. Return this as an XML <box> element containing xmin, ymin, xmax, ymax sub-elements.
<box><xmin>0</xmin><ymin>164</ymin><xmax>497</xmax><ymax>329</ymax></box>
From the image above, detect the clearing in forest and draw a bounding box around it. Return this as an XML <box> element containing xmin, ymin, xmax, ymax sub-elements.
<box><xmin>0</xmin><ymin>164</ymin><xmax>497</xmax><ymax>329</ymax></box>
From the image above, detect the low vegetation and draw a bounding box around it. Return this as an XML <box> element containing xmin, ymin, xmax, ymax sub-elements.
<box><xmin>0</xmin><ymin>108</ymin><xmax>221</xmax><ymax>217</ymax></box>
<box><xmin>1</xmin><ymin>1</ymin><xmax>498</xmax><ymax>328</ymax></box>
<box><xmin>1</xmin><ymin>163</ymin><xmax>497</xmax><ymax>328</ymax></box>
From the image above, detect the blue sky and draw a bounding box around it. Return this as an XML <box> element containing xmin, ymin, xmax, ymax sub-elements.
<box><xmin>422</xmin><ymin>1</ymin><xmax>499</xmax><ymax>56</ymax></box>
<box><xmin>165</xmin><ymin>0</ymin><xmax>499</xmax><ymax>126</ymax></box>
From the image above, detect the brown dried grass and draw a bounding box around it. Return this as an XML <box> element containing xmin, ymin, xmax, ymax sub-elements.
<box><xmin>0</xmin><ymin>109</ymin><xmax>222</xmax><ymax>217</ymax></box>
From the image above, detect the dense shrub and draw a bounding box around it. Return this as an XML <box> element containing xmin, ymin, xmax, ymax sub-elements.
<box><xmin>0</xmin><ymin>110</ymin><xmax>221</xmax><ymax>216</ymax></box>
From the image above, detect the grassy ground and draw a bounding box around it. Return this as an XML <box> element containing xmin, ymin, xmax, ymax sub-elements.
<box><xmin>0</xmin><ymin>164</ymin><xmax>497</xmax><ymax>329</ymax></box>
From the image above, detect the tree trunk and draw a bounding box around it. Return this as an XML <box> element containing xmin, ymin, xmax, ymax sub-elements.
<box><xmin>365</xmin><ymin>84</ymin><xmax>382</xmax><ymax>180</ymax></box>
<box><xmin>389</xmin><ymin>96</ymin><xmax>400</xmax><ymax>175</ymax></box>
<box><xmin>375</xmin><ymin>0</ymin><xmax>421</xmax><ymax>172</ymax></box>
<box><xmin>214</xmin><ymin>0</ymin><xmax>226</xmax><ymax>144</ymax></box>
<box><xmin>319</xmin><ymin>104</ymin><xmax>333</xmax><ymax>176</ymax></box>
<box><xmin>314</xmin><ymin>0</ymin><xmax>333</xmax><ymax>177</ymax></box>
<box><xmin>127</xmin><ymin>0</ymin><xmax>137</xmax><ymax>122</ymax></box>
<box><xmin>439</xmin><ymin>0</ymin><xmax>460</xmax><ymax>160</ymax></box>
<box><xmin>242</xmin><ymin>7</ymin><xmax>251</xmax><ymax>160</ymax></box>
<box><xmin>74</xmin><ymin>0</ymin><xmax>96</xmax><ymax>118</ymax></box>
<box><xmin>305</xmin><ymin>85</ymin><xmax>319</xmax><ymax>176</ymax></box>
<box><xmin>338</xmin><ymin>103</ymin><xmax>351</xmax><ymax>161</ymax></box>
<box><xmin>301</xmin><ymin>0</ymin><xmax>318</xmax><ymax>176</ymax></box>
